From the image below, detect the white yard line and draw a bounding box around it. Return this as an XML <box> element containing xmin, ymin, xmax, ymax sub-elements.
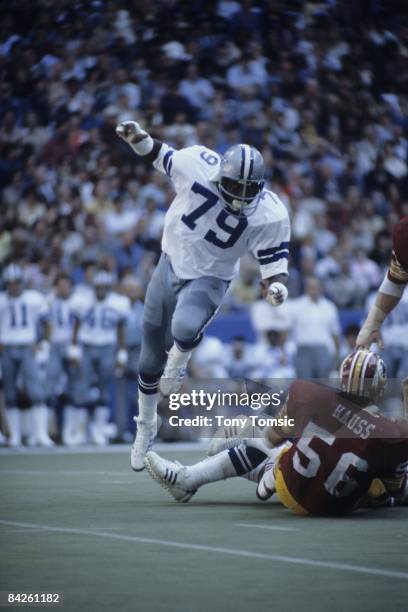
<box><xmin>235</xmin><ymin>522</ymin><xmax>299</xmax><ymax>532</ymax></box>
<box><xmin>1</xmin><ymin>519</ymin><xmax>407</xmax><ymax>581</ymax></box>
<box><xmin>0</xmin><ymin>470</ymin><xmax>130</xmax><ymax>476</ymax></box>
<box><xmin>0</xmin><ymin>442</ymin><xmax>208</xmax><ymax>456</ymax></box>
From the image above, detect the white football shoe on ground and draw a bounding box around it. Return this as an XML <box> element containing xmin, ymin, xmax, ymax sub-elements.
<box><xmin>207</xmin><ymin>415</ymin><xmax>262</xmax><ymax>456</ymax></box>
<box><xmin>144</xmin><ymin>451</ymin><xmax>197</xmax><ymax>502</ymax></box>
<box><xmin>159</xmin><ymin>345</ymin><xmax>192</xmax><ymax>396</ymax></box>
<box><xmin>130</xmin><ymin>416</ymin><xmax>158</xmax><ymax>472</ymax></box>
<box><xmin>256</xmin><ymin>458</ymin><xmax>276</xmax><ymax>501</ymax></box>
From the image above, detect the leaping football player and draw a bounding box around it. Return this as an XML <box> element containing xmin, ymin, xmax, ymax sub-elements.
<box><xmin>357</xmin><ymin>216</ymin><xmax>408</xmax><ymax>349</ymax></box>
<box><xmin>116</xmin><ymin>120</ymin><xmax>291</xmax><ymax>471</ymax></box>
<box><xmin>145</xmin><ymin>350</ymin><xmax>408</xmax><ymax>515</ymax></box>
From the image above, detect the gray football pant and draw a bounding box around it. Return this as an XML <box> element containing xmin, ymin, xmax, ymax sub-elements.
<box><xmin>1</xmin><ymin>345</ymin><xmax>46</xmax><ymax>406</ymax></box>
<box><xmin>73</xmin><ymin>344</ymin><xmax>116</xmax><ymax>407</ymax></box>
<box><xmin>46</xmin><ymin>343</ymin><xmax>76</xmax><ymax>405</ymax></box>
<box><xmin>138</xmin><ymin>254</ymin><xmax>229</xmax><ymax>387</ymax></box>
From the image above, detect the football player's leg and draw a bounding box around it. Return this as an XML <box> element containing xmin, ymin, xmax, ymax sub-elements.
<box><xmin>22</xmin><ymin>347</ymin><xmax>54</xmax><ymax>447</ymax></box>
<box><xmin>145</xmin><ymin>442</ymin><xmax>269</xmax><ymax>502</ymax></box>
<box><xmin>70</xmin><ymin>349</ymin><xmax>93</xmax><ymax>445</ymax></box>
<box><xmin>132</xmin><ymin>257</ymin><xmax>176</xmax><ymax>470</ymax></box>
<box><xmin>90</xmin><ymin>346</ymin><xmax>116</xmax><ymax>446</ymax></box>
<box><xmin>1</xmin><ymin>347</ymin><xmax>21</xmax><ymax>447</ymax></box>
<box><xmin>61</xmin><ymin>355</ymin><xmax>79</xmax><ymax>445</ymax></box>
<box><xmin>160</xmin><ymin>276</ymin><xmax>229</xmax><ymax>395</ymax></box>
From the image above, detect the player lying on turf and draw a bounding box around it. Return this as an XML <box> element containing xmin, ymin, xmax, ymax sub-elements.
<box><xmin>116</xmin><ymin>120</ymin><xmax>291</xmax><ymax>471</ymax></box>
<box><xmin>145</xmin><ymin>349</ymin><xmax>408</xmax><ymax>515</ymax></box>
<box><xmin>357</xmin><ymin>216</ymin><xmax>408</xmax><ymax>349</ymax></box>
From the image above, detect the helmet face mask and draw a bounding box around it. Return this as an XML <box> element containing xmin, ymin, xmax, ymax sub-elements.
<box><xmin>217</xmin><ymin>144</ymin><xmax>265</xmax><ymax>217</ymax></box>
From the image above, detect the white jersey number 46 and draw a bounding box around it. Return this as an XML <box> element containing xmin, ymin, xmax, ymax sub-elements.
<box><xmin>293</xmin><ymin>421</ymin><xmax>368</xmax><ymax>498</ymax></box>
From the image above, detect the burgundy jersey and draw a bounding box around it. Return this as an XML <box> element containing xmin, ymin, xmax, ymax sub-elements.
<box><xmin>278</xmin><ymin>380</ymin><xmax>408</xmax><ymax>516</ymax></box>
<box><xmin>388</xmin><ymin>216</ymin><xmax>408</xmax><ymax>285</ymax></box>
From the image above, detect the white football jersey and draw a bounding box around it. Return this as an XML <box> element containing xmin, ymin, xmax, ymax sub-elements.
<box><xmin>154</xmin><ymin>144</ymin><xmax>290</xmax><ymax>281</ymax></box>
<box><xmin>49</xmin><ymin>295</ymin><xmax>76</xmax><ymax>344</ymax></box>
<box><xmin>72</xmin><ymin>291</ymin><xmax>131</xmax><ymax>346</ymax></box>
<box><xmin>0</xmin><ymin>289</ymin><xmax>49</xmax><ymax>345</ymax></box>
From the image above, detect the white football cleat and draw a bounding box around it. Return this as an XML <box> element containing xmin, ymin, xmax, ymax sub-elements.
<box><xmin>130</xmin><ymin>417</ymin><xmax>158</xmax><ymax>471</ymax></box>
<box><xmin>207</xmin><ymin>416</ymin><xmax>262</xmax><ymax>456</ymax></box>
<box><xmin>144</xmin><ymin>451</ymin><xmax>197</xmax><ymax>502</ymax></box>
<box><xmin>159</xmin><ymin>345</ymin><xmax>192</xmax><ymax>396</ymax></box>
<box><xmin>256</xmin><ymin>459</ymin><xmax>276</xmax><ymax>501</ymax></box>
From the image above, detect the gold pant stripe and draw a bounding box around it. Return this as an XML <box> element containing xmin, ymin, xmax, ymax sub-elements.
<box><xmin>275</xmin><ymin>467</ymin><xmax>308</xmax><ymax>515</ymax></box>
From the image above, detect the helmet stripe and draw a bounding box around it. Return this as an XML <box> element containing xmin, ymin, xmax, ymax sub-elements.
<box><xmin>247</xmin><ymin>147</ymin><xmax>254</xmax><ymax>179</ymax></box>
<box><xmin>347</xmin><ymin>350</ymin><xmax>361</xmax><ymax>393</ymax></box>
<box><xmin>244</xmin><ymin>144</ymin><xmax>252</xmax><ymax>179</ymax></box>
<box><xmin>240</xmin><ymin>146</ymin><xmax>245</xmax><ymax>179</ymax></box>
<box><xmin>351</xmin><ymin>351</ymin><xmax>365</xmax><ymax>395</ymax></box>
<box><xmin>359</xmin><ymin>352</ymin><xmax>371</xmax><ymax>396</ymax></box>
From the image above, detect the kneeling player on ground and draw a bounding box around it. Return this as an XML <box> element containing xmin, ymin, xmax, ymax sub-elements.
<box><xmin>145</xmin><ymin>350</ymin><xmax>408</xmax><ymax>515</ymax></box>
<box><xmin>116</xmin><ymin>120</ymin><xmax>291</xmax><ymax>471</ymax></box>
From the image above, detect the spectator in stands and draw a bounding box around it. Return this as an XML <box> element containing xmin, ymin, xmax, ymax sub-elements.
<box><xmin>289</xmin><ymin>277</ymin><xmax>341</xmax><ymax>379</ymax></box>
<box><xmin>0</xmin><ymin>0</ymin><xmax>407</xmax><ymax>443</ymax></box>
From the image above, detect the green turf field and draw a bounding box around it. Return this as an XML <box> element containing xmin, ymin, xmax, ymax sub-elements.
<box><xmin>1</xmin><ymin>447</ymin><xmax>408</xmax><ymax>612</ymax></box>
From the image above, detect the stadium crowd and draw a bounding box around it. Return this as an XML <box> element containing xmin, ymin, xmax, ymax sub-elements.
<box><xmin>0</xmin><ymin>0</ymin><xmax>407</xmax><ymax>444</ymax></box>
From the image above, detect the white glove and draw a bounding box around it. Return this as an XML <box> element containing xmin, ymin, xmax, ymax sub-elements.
<box><xmin>116</xmin><ymin>348</ymin><xmax>128</xmax><ymax>367</ymax></box>
<box><xmin>265</xmin><ymin>282</ymin><xmax>288</xmax><ymax>307</ymax></box>
<box><xmin>67</xmin><ymin>344</ymin><xmax>82</xmax><ymax>361</ymax></box>
<box><xmin>115</xmin><ymin>120</ymin><xmax>154</xmax><ymax>155</ymax></box>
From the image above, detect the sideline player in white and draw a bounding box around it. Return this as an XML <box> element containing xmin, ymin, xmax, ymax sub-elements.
<box><xmin>70</xmin><ymin>271</ymin><xmax>130</xmax><ymax>445</ymax></box>
<box><xmin>0</xmin><ymin>264</ymin><xmax>52</xmax><ymax>447</ymax></box>
<box><xmin>116</xmin><ymin>120</ymin><xmax>291</xmax><ymax>471</ymax></box>
<box><xmin>47</xmin><ymin>272</ymin><xmax>81</xmax><ymax>445</ymax></box>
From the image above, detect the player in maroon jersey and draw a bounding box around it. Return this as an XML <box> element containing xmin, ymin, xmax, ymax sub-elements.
<box><xmin>144</xmin><ymin>350</ymin><xmax>408</xmax><ymax>515</ymax></box>
<box><xmin>257</xmin><ymin>350</ymin><xmax>408</xmax><ymax>515</ymax></box>
<box><xmin>357</xmin><ymin>216</ymin><xmax>408</xmax><ymax>348</ymax></box>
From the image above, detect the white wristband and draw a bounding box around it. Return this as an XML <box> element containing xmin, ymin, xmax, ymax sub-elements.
<box><xmin>130</xmin><ymin>135</ymin><xmax>154</xmax><ymax>156</ymax></box>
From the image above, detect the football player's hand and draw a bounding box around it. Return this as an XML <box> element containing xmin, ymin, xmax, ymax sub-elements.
<box><xmin>115</xmin><ymin>348</ymin><xmax>128</xmax><ymax>372</ymax></box>
<box><xmin>67</xmin><ymin>344</ymin><xmax>82</xmax><ymax>368</ymax></box>
<box><xmin>116</xmin><ymin>120</ymin><xmax>148</xmax><ymax>145</ymax></box>
<box><xmin>356</xmin><ymin>326</ymin><xmax>384</xmax><ymax>349</ymax></box>
<box><xmin>264</xmin><ymin>282</ymin><xmax>288</xmax><ymax>307</ymax></box>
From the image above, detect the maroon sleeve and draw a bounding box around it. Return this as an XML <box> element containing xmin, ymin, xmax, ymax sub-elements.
<box><xmin>388</xmin><ymin>217</ymin><xmax>408</xmax><ymax>284</ymax></box>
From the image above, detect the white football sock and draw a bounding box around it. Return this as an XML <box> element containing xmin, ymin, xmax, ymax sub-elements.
<box><xmin>186</xmin><ymin>450</ymin><xmax>237</xmax><ymax>489</ymax></box>
<box><xmin>32</xmin><ymin>405</ymin><xmax>53</xmax><ymax>444</ymax></box>
<box><xmin>89</xmin><ymin>406</ymin><xmax>110</xmax><ymax>445</ymax></box>
<box><xmin>167</xmin><ymin>344</ymin><xmax>192</xmax><ymax>368</ymax></box>
<box><xmin>138</xmin><ymin>391</ymin><xmax>159</xmax><ymax>422</ymax></box>
<box><xmin>6</xmin><ymin>408</ymin><xmax>21</xmax><ymax>446</ymax></box>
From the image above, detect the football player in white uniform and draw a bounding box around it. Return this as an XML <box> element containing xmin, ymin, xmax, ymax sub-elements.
<box><xmin>70</xmin><ymin>271</ymin><xmax>130</xmax><ymax>445</ymax></box>
<box><xmin>47</xmin><ymin>273</ymin><xmax>81</xmax><ymax>445</ymax></box>
<box><xmin>0</xmin><ymin>264</ymin><xmax>52</xmax><ymax>447</ymax></box>
<box><xmin>116</xmin><ymin>120</ymin><xmax>291</xmax><ymax>470</ymax></box>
